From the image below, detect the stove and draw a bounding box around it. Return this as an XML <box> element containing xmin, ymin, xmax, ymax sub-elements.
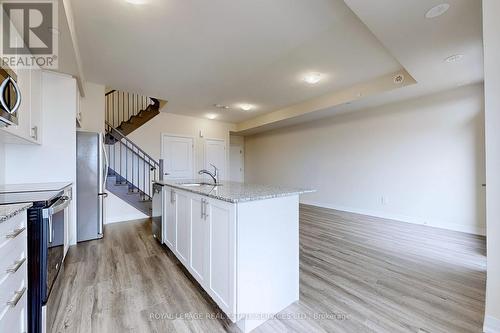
<box><xmin>0</xmin><ymin>182</ymin><xmax>73</xmax><ymax>333</ymax></box>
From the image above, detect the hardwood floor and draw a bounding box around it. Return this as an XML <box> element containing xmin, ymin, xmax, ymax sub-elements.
<box><xmin>52</xmin><ymin>205</ymin><xmax>486</xmax><ymax>333</ymax></box>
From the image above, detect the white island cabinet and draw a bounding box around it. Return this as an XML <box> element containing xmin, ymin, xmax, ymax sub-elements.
<box><xmin>159</xmin><ymin>181</ymin><xmax>312</xmax><ymax>332</ymax></box>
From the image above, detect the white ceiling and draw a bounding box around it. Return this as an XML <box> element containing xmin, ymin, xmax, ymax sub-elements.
<box><xmin>344</xmin><ymin>0</ymin><xmax>483</xmax><ymax>93</ymax></box>
<box><xmin>69</xmin><ymin>0</ymin><xmax>483</xmax><ymax>127</ymax></box>
<box><xmin>70</xmin><ymin>0</ymin><xmax>403</xmax><ymax>122</ymax></box>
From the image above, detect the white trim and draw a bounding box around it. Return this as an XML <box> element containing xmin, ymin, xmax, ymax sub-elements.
<box><xmin>160</xmin><ymin>133</ymin><xmax>196</xmax><ymax>179</ymax></box>
<box><xmin>484</xmin><ymin>315</ymin><xmax>500</xmax><ymax>333</ymax></box>
<box><xmin>301</xmin><ymin>200</ymin><xmax>486</xmax><ymax>236</ymax></box>
<box><xmin>62</xmin><ymin>0</ymin><xmax>86</xmax><ymax>97</ymax></box>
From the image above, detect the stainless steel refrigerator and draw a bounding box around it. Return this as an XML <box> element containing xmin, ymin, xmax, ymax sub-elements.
<box><xmin>77</xmin><ymin>131</ymin><xmax>108</xmax><ymax>242</ymax></box>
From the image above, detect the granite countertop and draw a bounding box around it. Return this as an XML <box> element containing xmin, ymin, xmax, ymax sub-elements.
<box><xmin>0</xmin><ymin>182</ymin><xmax>73</xmax><ymax>194</ymax></box>
<box><xmin>155</xmin><ymin>179</ymin><xmax>314</xmax><ymax>203</ymax></box>
<box><xmin>0</xmin><ymin>203</ymin><xmax>32</xmax><ymax>223</ymax></box>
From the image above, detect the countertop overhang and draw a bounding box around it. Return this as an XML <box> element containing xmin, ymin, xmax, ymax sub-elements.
<box><xmin>0</xmin><ymin>202</ymin><xmax>33</xmax><ymax>223</ymax></box>
<box><xmin>155</xmin><ymin>180</ymin><xmax>315</xmax><ymax>203</ymax></box>
<box><xmin>0</xmin><ymin>182</ymin><xmax>73</xmax><ymax>194</ymax></box>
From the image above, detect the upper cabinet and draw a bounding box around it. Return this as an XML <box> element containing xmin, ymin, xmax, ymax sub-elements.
<box><xmin>0</xmin><ymin>18</ymin><xmax>43</xmax><ymax>145</ymax></box>
<box><xmin>0</xmin><ymin>67</ymin><xmax>43</xmax><ymax>145</ymax></box>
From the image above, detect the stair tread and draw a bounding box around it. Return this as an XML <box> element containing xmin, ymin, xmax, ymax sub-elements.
<box><xmin>106</xmin><ymin>167</ymin><xmax>153</xmax><ymax>216</ymax></box>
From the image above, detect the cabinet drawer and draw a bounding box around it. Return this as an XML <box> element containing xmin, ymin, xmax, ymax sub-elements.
<box><xmin>0</xmin><ymin>258</ymin><xmax>27</xmax><ymax>309</ymax></box>
<box><xmin>0</xmin><ymin>256</ymin><xmax>28</xmax><ymax>326</ymax></box>
<box><xmin>0</xmin><ymin>287</ymin><xmax>27</xmax><ymax>333</ymax></box>
<box><xmin>0</xmin><ymin>230</ymin><xmax>27</xmax><ymax>283</ymax></box>
<box><xmin>0</xmin><ymin>212</ymin><xmax>27</xmax><ymax>250</ymax></box>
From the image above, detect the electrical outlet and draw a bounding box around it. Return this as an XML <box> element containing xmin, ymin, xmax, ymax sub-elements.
<box><xmin>380</xmin><ymin>196</ymin><xmax>387</xmax><ymax>205</ymax></box>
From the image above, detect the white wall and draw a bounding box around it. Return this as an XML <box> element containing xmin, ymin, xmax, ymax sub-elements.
<box><xmin>483</xmin><ymin>0</ymin><xmax>500</xmax><ymax>330</ymax></box>
<box><xmin>105</xmin><ymin>192</ymin><xmax>147</xmax><ymax>224</ymax></box>
<box><xmin>79</xmin><ymin>81</ymin><xmax>105</xmax><ymax>133</ymax></box>
<box><xmin>4</xmin><ymin>71</ymin><xmax>78</xmax><ymax>244</ymax></box>
<box><xmin>127</xmin><ymin>112</ymin><xmax>235</xmax><ymax>177</ymax></box>
<box><xmin>245</xmin><ymin>84</ymin><xmax>486</xmax><ymax>235</ymax></box>
<box><xmin>78</xmin><ymin>81</ymin><xmax>147</xmax><ymax>223</ymax></box>
<box><xmin>230</xmin><ymin>135</ymin><xmax>245</xmax><ymax>146</ymax></box>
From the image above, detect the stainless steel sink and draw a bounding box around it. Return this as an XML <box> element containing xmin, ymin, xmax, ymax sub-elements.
<box><xmin>181</xmin><ymin>182</ymin><xmax>222</xmax><ymax>187</ymax></box>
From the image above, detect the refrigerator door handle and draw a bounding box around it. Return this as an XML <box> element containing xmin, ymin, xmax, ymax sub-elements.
<box><xmin>98</xmin><ymin>133</ymin><xmax>108</xmax><ymax>236</ymax></box>
<box><xmin>98</xmin><ymin>195</ymin><xmax>104</xmax><ymax>236</ymax></box>
<box><xmin>102</xmin><ymin>134</ymin><xmax>109</xmax><ymax>187</ymax></box>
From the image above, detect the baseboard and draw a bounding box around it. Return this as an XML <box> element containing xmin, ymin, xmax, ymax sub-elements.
<box><xmin>484</xmin><ymin>315</ymin><xmax>500</xmax><ymax>333</ymax></box>
<box><xmin>301</xmin><ymin>200</ymin><xmax>486</xmax><ymax>236</ymax></box>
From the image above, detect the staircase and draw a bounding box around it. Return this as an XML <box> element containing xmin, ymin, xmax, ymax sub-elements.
<box><xmin>105</xmin><ymin>90</ymin><xmax>161</xmax><ymax>143</ymax></box>
<box><xmin>104</xmin><ymin>90</ymin><xmax>165</xmax><ymax>216</ymax></box>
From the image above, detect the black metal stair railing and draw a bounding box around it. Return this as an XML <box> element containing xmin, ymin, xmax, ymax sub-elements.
<box><xmin>105</xmin><ymin>121</ymin><xmax>164</xmax><ymax>200</ymax></box>
<box><xmin>105</xmin><ymin>90</ymin><xmax>154</xmax><ymax>128</ymax></box>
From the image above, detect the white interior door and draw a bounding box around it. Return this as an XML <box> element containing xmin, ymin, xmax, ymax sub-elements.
<box><xmin>205</xmin><ymin>139</ymin><xmax>226</xmax><ymax>181</ymax></box>
<box><xmin>229</xmin><ymin>145</ymin><xmax>244</xmax><ymax>182</ymax></box>
<box><xmin>162</xmin><ymin>135</ymin><xmax>194</xmax><ymax>179</ymax></box>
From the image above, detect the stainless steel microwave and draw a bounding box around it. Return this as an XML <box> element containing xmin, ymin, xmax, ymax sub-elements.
<box><xmin>0</xmin><ymin>66</ymin><xmax>22</xmax><ymax>127</ymax></box>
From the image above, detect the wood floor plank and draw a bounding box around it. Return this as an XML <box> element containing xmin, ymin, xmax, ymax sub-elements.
<box><xmin>51</xmin><ymin>205</ymin><xmax>486</xmax><ymax>333</ymax></box>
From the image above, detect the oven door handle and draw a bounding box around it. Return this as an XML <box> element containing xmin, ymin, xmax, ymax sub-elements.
<box><xmin>42</xmin><ymin>195</ymin><xmax>71</xmax><ymax>243</ymax></box>
<box><xmin>43</xmin><ymin>196</ymin><xmax>71</xmax><ymax>217</ymax></box>
<box><xmin>47</xmin><ymin>215</ymin><xmax>53</xmax><ymax>244</ymax></box>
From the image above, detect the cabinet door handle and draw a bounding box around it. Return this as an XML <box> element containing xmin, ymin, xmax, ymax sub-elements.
<box><xmin>204</xmin><ymin>200</ymin><xmax>209</xmax><ymax>220</ymax></box>
<box><xmin>6</xmin><ymin>257</ymin><xmax>26</xmax><ymax>274</ymax></box>
<box><xmin>5</xmin><ymin>227</ymin><xmax>26</xmax><ymax>239</ymax></box>
<box><xmin>7</xmin><ymin>287</ymin><xmax>26</xmax><ymax>308</ymax></box>
<box><xmin>31</xmin><ymin>126</ymin><xmax>38</xmax><ymax>140</ymax></box>
<box><xmin>201</xmin><ymin>199</ymin><xmax>205</xmax><ymax>218</ymax></box>
<box><xmin>171</xmin><ymin>189</ymin><xmax>176</xmax><ymax>204</ymax></box>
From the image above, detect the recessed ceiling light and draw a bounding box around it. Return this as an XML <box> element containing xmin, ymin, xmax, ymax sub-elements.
<box><xmin>206</xmin><ymin>113</ymin><xmax>217</xmax><ymax>120</ymax></box>
<box><xmin>303</xmin><ymin>72</ymin><xmax>323</xmax><ymax>85</ymax></box>
<box><xmin>214</xmin><ymin>104</ymin><xmax>229</xmax><ymax>110</ymax></box>
<box><xmin>239</xmin><ymin>104</ymin><xmax>254</xmax><ymax>111</ymax></box>
<box><xmin>425</xmin><ymin>3</ymin><xmax>450</xmax><ymax>19</ymax></box>
<box><xmin>445</xmin><ymin>54</ymin><xmax>464</xmax><ymax>63</ymax></box>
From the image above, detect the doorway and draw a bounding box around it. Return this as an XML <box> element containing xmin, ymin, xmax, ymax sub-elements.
<box><xmin>204</xmin><ymin>139</ymin><xmax>226</xmax><ymax>181</ymax></box>
<box><xmin>229</xmin><ymin>144</ymin><xmax>244</xmax><ymax>182</ymax></box>
<box><xmin>161</xmin><ymin>134</ymin><xmax>194</xmax><ymax>179</ymax></box>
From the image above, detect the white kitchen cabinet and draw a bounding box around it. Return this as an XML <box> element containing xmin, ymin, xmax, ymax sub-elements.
<box><xmin>0</xmin><ymin>21</ymin><xmax>43</xmax><ymax>145</ymax></box>
<box><xmin>161</xmin><ymin>185</ymin><xmax>299</xmax><ymax>333</ymax></box>
<box><xmin>2</xmin><ymin>68</ymin><xmax>30</xmax><ymax>140</ymax></box>
<box><xmin>189</xmin><ymin>195</ymin><xmax>209</xmax><ymax>285</ymax></box>
<box><xmin>29</xmin><ymin>69</ymin><xmax>43</xmax><ymax>144</ymax></box>
<box><xmin>0</xmin><ymin>210</ymin><xmax>28</xmax><ymax>333</ymax></box>
<box><xmin>163</xmin><ymin>188</ymin><xmax>177</xmax><ymax>250</ymax></box>
<box><xmin>174</xmin><ymin>191</ymin><xmax>190</xmax><ymax>266</ymax></box>
<box><xmin>163</xmin><ymin>187</ymin><xmax>236</xmax><ymax>315</ymax></box>
<box><xmin>0</xmin><ymin>66</ymin><xmax>43</xmax><ymax>145</ymax></box>
<box><xmin>206</xmin><ymin>197</ymin><xmax>236</xmax><ymax>315</ymax></box>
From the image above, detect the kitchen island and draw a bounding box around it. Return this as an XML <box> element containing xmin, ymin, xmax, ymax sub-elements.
<box><xmin>154</xmin><ymin>180</ymin><xmax>313</xmax><ymax>332</ymax></box>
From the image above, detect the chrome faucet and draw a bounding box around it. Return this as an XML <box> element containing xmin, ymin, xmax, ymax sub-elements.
<box><xmin>198</xmin><ymin>164</ymin><xmax>219</xmax><ymax>184</ymax></box>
